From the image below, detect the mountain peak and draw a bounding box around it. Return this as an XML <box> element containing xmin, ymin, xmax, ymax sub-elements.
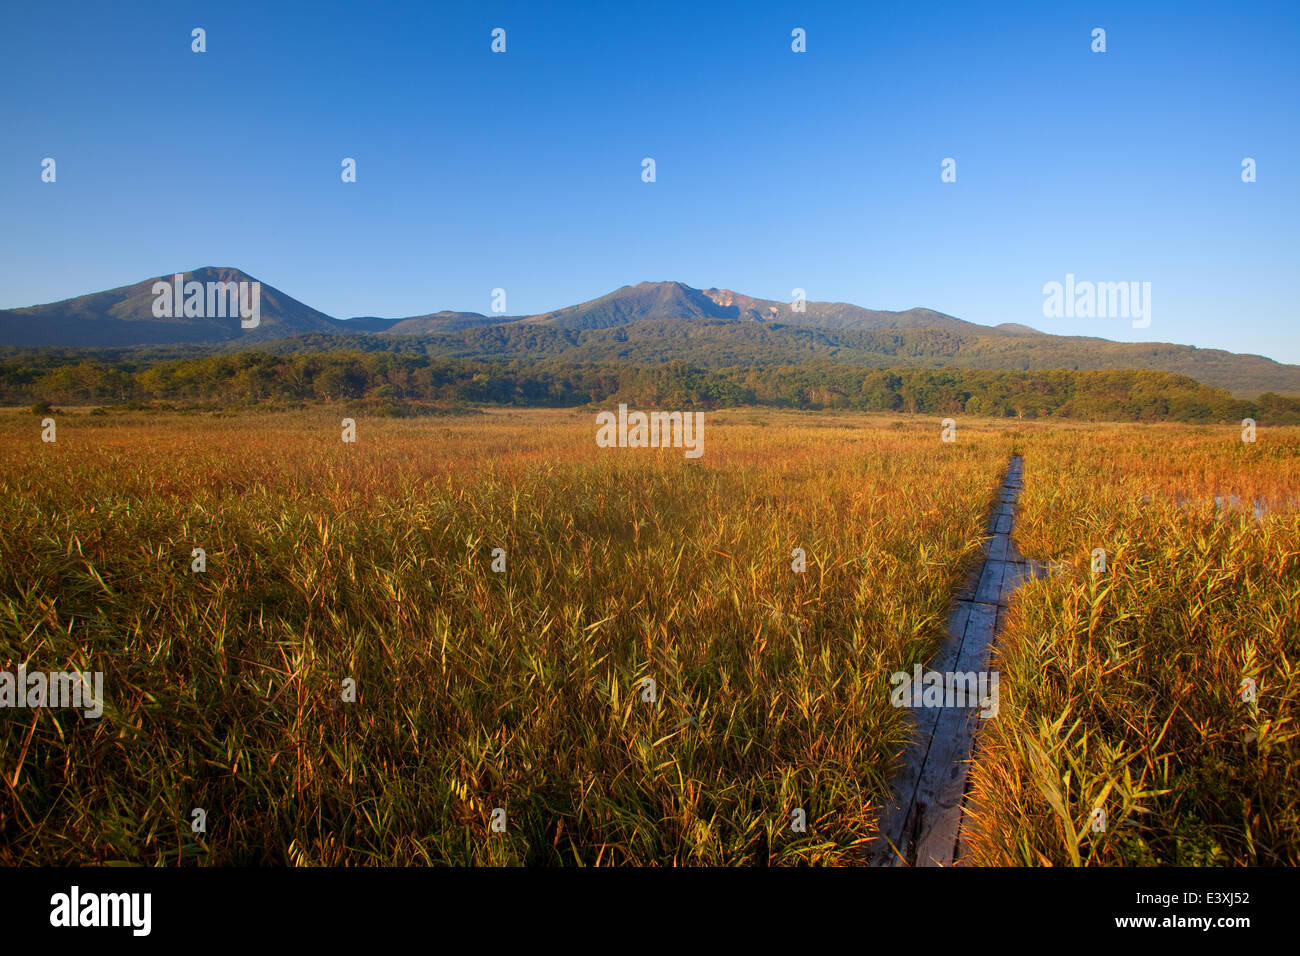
<box><xmin>0</xmin><ymin>266</ymin><xmax>337</xmax><ymax>347</ymax></box>
<box><xmin>528</xmin><ymin>280</ymin><xmax>731</xmax><ymax>330</ymax></box>
<box><xmin>3</xmin><ymin>270</ymin><xmax>1297</xmax><ymax>397</ymax></box>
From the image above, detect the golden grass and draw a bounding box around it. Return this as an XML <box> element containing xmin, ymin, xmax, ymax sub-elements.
<box><xmin>966</xmin><ymin>423</ymin><xmax>1300</xmax><ymax>865</ymax></box>
<box><xmin>1</xmin><ymin>407</ymin><xmax>1012</xmax><ymax>864</ymax></box>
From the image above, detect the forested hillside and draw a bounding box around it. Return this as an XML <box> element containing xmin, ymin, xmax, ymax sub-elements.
<box><xmin>5</xmin><ymin>273</ymin><xmax>1298</xmax><ymax>397</ymax></box>
<box><xmin>4</xmin><ymin>351</ymin><xmax>1298</xmax><ymax>423</ymax></box>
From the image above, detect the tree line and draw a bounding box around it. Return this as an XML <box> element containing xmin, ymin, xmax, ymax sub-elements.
<box><xmin>2</xmin><ymin>351</ymin><xmax>1299</xmax><ymax>423</ymax></box>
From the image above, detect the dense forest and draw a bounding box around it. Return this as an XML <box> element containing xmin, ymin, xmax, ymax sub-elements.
<box><xmin>3</xmin><ymin>350</ymin><xmax>1300</xmax><ymax>423</ymax></box>
<box><xmin>7</xmin><ymin>305</ymin><xmax>1299</xmax><ymax>399</ymax></box>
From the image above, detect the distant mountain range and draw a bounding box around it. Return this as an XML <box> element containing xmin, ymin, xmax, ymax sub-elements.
<box><xmin>2</xmin><ymin>267</ymin><xmax>1297</xmax><ymax>397</ymax></box>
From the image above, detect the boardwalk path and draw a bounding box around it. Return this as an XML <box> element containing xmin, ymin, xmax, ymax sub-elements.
<box><xmin>868</xmin><ymin>455</ymin><xmax>1044</xmax><ymax>866</ymax></box>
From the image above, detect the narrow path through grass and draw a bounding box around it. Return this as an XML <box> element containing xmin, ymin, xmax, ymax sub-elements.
<box><xmin>869</xmin><ymin>455</ymin><xmax>1044</xmax><ymax>866</ymax></box>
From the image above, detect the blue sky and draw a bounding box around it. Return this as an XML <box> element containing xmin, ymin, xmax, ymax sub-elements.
<box><xmin>2</xmin><ymin>0</ymin><xmax>1297</xmax><ymax>361</ymax></box>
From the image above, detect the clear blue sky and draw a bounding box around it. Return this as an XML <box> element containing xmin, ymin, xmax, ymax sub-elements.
<box><xmin>2</xmin><ymin>0</ymin><xmax>1297</xmax><ymax>361</ymax></box>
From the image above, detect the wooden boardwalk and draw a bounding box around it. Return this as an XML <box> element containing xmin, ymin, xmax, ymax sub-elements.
<box><xmin>867</xmin><ymin>455</ymin><xmax>1044</xmax><ymax>866</ymax></box>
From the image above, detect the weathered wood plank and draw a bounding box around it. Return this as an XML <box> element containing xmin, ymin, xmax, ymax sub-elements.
<box><xmin>974</xmin><ymin>560</ymin><xmax>1007</xmax><ymax>605</ymax></box>
<box><xmin>867</xmin><ymin>602</ymin><xmax>976</xmax><ymax>865</ymax></box>
<box><xmin>868</xmin><ymin>454</ymin><xmax>1041</xmax><ymax>867</ymax></box>
<box><xmin>908</xmin><ymin>600</ymin><xmax>997</xmax><ymax>865</ymax></box>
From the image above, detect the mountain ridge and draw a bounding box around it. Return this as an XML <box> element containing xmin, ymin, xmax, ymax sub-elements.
<box><xmin>1</xmin><ymin>268</ymin><xmax>1297</xmax><ymax>397</ymax></box>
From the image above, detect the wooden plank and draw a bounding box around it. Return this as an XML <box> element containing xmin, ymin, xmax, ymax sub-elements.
<box><xmin>868</xmin><ymin>454</ymin><xmax>1036</xmax><ymax>867</ymax></box>
<box><xmin>867</xmin><ymin>602</ymin><xmax>977</xmax><ymax>865</ymax></box>
<box><xmin>974</xmin><ymin>560</ymin><xmax>1007</xmax><ymax>605</ymax></box>
<box><xmin>908</xmin><ymin>601</ymin><xmax>998</xmax><ymax>865</ymax></box>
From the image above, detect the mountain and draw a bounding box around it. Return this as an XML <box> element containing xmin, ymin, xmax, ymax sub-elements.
<box><xmin>520</xmin><ymin>281</ymin><xmax>729</xmax><ymax>330</ymax></box>
<box><xmin>382</xmin><ymin>311</ymin><xmax>511</xmax><ymax>334</ymax></box>
<box><xmin>0</xmin><ymin>267</ymin><xmax>518</xmax><ymax>346</ymax></box>
<box><xmin>695</xmin><ymin>286</ymin><xmax>1002</xmax><ymax>335</ymax></box>
<box><xmin>2</xmin><ymin>271</ymin><xmax>1298</xmax><ymax>397</ymax></box>
<box><xmin>0</xmin><ymin>268</ymin><xmax>346</xmax><ymax>346</ymax></box>
<box><xmin>515</xmin><ymin>280</ymin><xmax>996</xmax><ymax>335</ymax></box>
<box><xmin>357</xmin><ymin>319</ymin><xmax>1300</xmax><ymax>397</ymax></box>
